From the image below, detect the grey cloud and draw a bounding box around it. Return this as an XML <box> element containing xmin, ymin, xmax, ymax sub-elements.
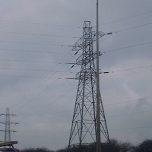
<box><xmin>0</xmin><ymin>0</ymin><xmax>152</xmax><ymax>150</ymax></box>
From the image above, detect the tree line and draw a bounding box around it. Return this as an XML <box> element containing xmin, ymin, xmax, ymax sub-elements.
<box><xmin>21</xmin><ymin>139</ymin><xmax>152</xmax><ymax>152</ymax></box>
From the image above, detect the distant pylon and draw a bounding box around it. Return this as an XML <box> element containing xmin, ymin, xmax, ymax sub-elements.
<box><xmin>68</xmin><ymin>21</ymin><xmax>109</xmax><ymax>147</ymax></box>
<box><xmin>0</xmin><ymin>108</ymin><xmax>18</xmax><ymax>142</ymax></box>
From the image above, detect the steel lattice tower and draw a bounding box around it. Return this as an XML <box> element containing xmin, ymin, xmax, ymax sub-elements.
<box><xmin>68</xmin><ymin>21</ymin><xmax>109</xmax><ymax>147</ymax></box>
<box><xmin>0</xmin><ymin>108</ymin><xmax>18</xmax><ymax>142</ymax></box>
<box><xmin>4</xmin><ymin>108</ymin><xmax>11</xmax><ymax>142</ymax></box>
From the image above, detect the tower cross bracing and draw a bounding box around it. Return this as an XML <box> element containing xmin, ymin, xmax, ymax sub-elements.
<box><xmin>69</xmin><ymin>21</ymin><xmax>109</xmax><ymax>147</ymax></box>
<box><xmin>0</xmin><ymin>108</ymin><xmax>18</xmax><ymax>142</ymax></box>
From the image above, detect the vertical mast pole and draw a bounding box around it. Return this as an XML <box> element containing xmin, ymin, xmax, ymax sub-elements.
<box><xmin>96</xmin><ymin>0</ymin><xmax>101</xmax><ymax>152</ymax></box>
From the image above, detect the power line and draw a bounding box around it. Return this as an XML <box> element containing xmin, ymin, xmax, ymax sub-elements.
<box><xmin>1</xmin><ymin>10</ymin><xmax>151</xmax><ymax>33</ymax></box>
<box><xmin>16</xmin><ymin>105</ymin><xmax>152</xmax><ymax>120</ymax></box>
<box><xmin>0</xmin><ymin>48</ymin><xmax>73</xmax><ymax>54</ymax></box>
<box><xmin>107</xmin><ymin>109</ymin><xmax>152</xmax><ymax>118</ymax></box>
<box><xmin>14</xmin><ymin>125</ymin><xmax>152</xmax><ymax>134</ymax></box>
<box><xmin>109</xmin><ymin>125</ymin><xmax>152</xmax><ymax>131</ymax></box>
<box><xmin>104</xmin><ymin>97</ymin><xmax>151</xmax><ymax>107</ymax></box>
<box><xmin>0</xmin><ymin>40</ymin><xmax>69</xmax><ymax>47</ymax></box>
<box><xmin>11</xmin><ymin>95</ymin><xmax>151</xmax><ymax>122</ymax></box>
<box><xmin>0</xmin><ymin>31</ymin><xmax>79</xmax><ymax>39</ymax></box>
<box><xmin>17</xmin><ymin>86</ymin><xmax>76</xmax><ymax>123</ymax></box>
<box><xmin>99</xmin><ymin>10</ymin><xmax>152</xmax><ymax>26</ymax></box>
<box><xmin>16</xmin><ymin>131</ymin><xmax>69</xmax><ymax>134</ymax></box>
<box><xmin>1</xmin><ymin>9</ymin><xmax>152</xmax><ymax>29</ymax></box>
<box><xmin>0</xmin><ymin>67</ymin><xmax>76</xmax><ymax>73</ymax></box>
<box><xmin>115</xmin><ymin>22</ymin><xmax>152</xmax><ymax>33</ymax></box>
<box><xmin>0</xmin><ymin>58</ymin><xmax>67</xmax><ymax>64</ymax></box>
<box><xmin>102</xmin><ymin>41</ymin><xmax>152</xmax><ymax>53</ymax></box>
<box><xmin>0</xmin><ymin>74</ymin><xmax>69</xmax><ymax>79</ymax></box>
<box><xmin>1</xmin><ymin>15</ymin><xmax>151</xmax><ymax>46</ymax></box>
<box><xmin>7</xmin><ymin>53</ymin><xmax>72</xmax><ymax>109</ymax></box>
<box><xmin>109</xmin><ymin>64</ymin><xmax>152</xmax><ymax>73</ymax></box>
<box><xmin>1</xmin><ymin>63</ymin><xmax>151</xmax><ymax>79</ymax></box>
<box><xmin>17</xmin><ymin>110</ymin><xmax>73</xmax><ymax>117</ymax></box>
<box><xmin>1</xmin><ymin>20</ymin><xmax>151</xmax><ymax>57</ymax></box>
<box><xmin>0</xmin><ymin>20</ymin><xmax>82</xmax><ymax>28</ymax></box>
<box><xmin>10</xmin><ymin>53</ymin><xmax>76</xmax><ymax>113</ymax></box>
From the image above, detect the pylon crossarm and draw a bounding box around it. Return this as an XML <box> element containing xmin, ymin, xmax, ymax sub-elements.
<box><xmin>75</xmin><ymin>52</ymin><xmax>97</xmax><ymax>66</ymax></box>
<box><xmin>72</xmin><ymin>31</ymin><xmax>105</xmax><ymax>53</ymax></box>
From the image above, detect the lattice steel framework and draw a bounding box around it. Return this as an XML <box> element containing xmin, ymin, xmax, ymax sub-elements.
<box><xmin>68</xmin><ymin>21</ymin><xmax>109</xmax><ymax>147</ymax></box>
<box><xmin>4</xmin><ymin>108</ymin><xmax>11</xmax><ymax>142</ymax></box>
<box><xmin>0</xmin><ymin>108</ymin><xmax>18</xmax><ymax>142</ymax></box>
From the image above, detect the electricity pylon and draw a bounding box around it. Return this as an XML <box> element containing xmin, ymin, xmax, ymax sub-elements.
<box><xmin>0</xmin><ymin>108</ymin><xmax>18</xmax><ymax>142</ymax></box>
<box><xmin>68</xmin><ymin>21</ymin><xmax>110</xmax><ymax>147</ymax></box>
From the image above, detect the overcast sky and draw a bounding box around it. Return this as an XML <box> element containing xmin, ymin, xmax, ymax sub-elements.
<box><xmin>0</xmin><ymin>0</ymin><xmax>152</xmax><ymax>150</ymax></box>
